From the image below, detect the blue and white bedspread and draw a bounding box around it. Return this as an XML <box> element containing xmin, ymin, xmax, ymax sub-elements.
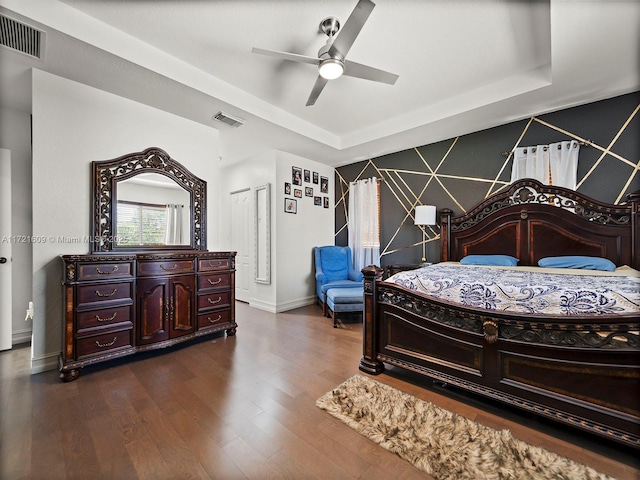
<box><xmin>385</xmin><ymin>263</ymin><xmax>640</xmax><ymax>316</ymax></box>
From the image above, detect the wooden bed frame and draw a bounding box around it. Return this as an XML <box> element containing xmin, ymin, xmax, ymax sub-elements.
<box><xmin>360</xmin><ymin>179</ymin><xmax>640</xmax><ymax>449</ymax></box>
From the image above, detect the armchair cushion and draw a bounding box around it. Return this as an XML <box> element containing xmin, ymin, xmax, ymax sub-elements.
<box><xmin>320</xmin><ymin>279</ymin><xmax>362</xmax><ymax>296</ymax></box>
<box><xmin>320</xmin><ymin>246</ymin><xmax>349</xmax><ymax>281</ymax></box>
<box><xmin>313</xmin><ymin>246</ymin><xmax>363</xmax><ymax>304</ymax></box>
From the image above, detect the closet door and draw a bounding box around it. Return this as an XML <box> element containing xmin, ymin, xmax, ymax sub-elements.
<box><xmin>231</xmin><ymin>188</ymin><xmax>251</xmax><ymax>302</ymax></box>
<box><xmin>0</xmin><ymin>149</ymin><xmax>11</xmax><ymax>351</ymax></box>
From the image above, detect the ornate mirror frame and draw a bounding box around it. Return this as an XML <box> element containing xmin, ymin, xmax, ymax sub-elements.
<box><xmin>91</xmin><ymin>147</ymin><xmax>207</xmax><ymax>252</ymax></box>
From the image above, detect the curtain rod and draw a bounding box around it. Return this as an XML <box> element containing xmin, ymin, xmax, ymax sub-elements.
<box><xmin>350</xmin><ymin>178</ymin><xmax>384</xmax><ymax>183</ymax></box>
<box><xmin>501</xmin><ymin>140</ymin><xmax>592</xmax><ymax>157</ymax></box>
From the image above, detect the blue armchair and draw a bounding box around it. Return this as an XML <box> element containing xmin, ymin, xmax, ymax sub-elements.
<box><xmin>313</xmin><ymin>246</ymin><xmax>363</xmax><ymax>315</ymax></box>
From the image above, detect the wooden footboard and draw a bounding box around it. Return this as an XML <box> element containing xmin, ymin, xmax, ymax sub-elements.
<box><xmin>360</xmin><ymin>266</ymin><xmax>640</xmax><ymax>449</ymax></box>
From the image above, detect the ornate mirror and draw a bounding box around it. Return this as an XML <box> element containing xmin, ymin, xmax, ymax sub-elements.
<box><xmin>254</xmin><ymin>183</ymin><xmax>271</xmax><ymax>284</ymax></box>
<box><xmin>91</xmin><ymin>147</ymin><xmax>206</xmax><ymax>252</ymax></box>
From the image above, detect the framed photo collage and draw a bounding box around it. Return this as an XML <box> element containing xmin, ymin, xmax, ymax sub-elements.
<box><xmin>284</xmin><ymin>166</ymin><xmax>329</xmax><ymax>213</ymax></box>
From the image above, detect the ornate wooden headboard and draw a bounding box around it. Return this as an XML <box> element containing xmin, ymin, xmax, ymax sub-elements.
<box><xmin>440</xmin><ymin>179</ymin><xmax>639</xmax><ymax>269</ymax></box>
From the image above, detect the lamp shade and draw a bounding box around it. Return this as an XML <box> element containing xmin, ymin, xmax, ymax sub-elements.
<box><xmin>414</xmin><ymin>205</ymin><xmax>437</xmax><ymax>225</ymax></box>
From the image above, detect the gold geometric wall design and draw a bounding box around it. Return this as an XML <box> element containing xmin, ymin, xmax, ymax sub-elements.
<box><xmin>335</xmin><ymin>93</ymin><xmax>640</xmax><ymax>265</ymax></box>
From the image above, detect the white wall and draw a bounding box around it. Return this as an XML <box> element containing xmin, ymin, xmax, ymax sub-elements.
<box><xmin>219</xmin><ymin>149</ymin><xmax>334</xmax><ymax>313</ymax></box>
<box><xmin>31</xmin><ymin>69</ymin><xmax>221</xmax><ymax>373</ymax></box>
<box><xmin>0</xmin><ymin>106</ymin><xmax>33</xmax><ymax>345</ymax></box>
<box><xmin>219</xmin><ymin>151</ymin><xmax>277</xmax><ymax>310</ymax></box>
<box><xmin>275</xmin><ymin>151</ymin><xmax>334</xmax><ymax>311</ymax></box>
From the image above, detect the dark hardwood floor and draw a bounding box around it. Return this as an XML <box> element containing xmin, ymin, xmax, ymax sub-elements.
<box><xmin>1</xmin><ymin>301</ymin><xmax>638</xmax><ymax>479</ymax></box>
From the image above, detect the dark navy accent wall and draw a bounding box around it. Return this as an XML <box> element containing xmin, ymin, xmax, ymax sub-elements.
<box><xmin>335</xmin><ymin>92</ymin><xmax>640</xmax><ymax>267</ymax></box>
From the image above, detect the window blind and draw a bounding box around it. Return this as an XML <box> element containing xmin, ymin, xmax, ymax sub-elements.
<box><xmin>117</xmin><ymin>201</ymin><xmax>167</xmax><ymax>246</ymax></box>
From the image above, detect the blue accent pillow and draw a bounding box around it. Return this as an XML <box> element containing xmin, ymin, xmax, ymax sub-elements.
<box><xmin>538</xmin><ymin>256</ymin><xmax>616</xmax><ymax>271</ymax></box>
<box><xmin>460</xmin><ymin>255</ymin><xmax>519</xmax><ymax>266</ymax></box>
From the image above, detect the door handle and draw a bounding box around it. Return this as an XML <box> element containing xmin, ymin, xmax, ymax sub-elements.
<box><xmin>0</xmin><ymin>257</ymin><xmax>7</xmax><ymax>264</ymax></box>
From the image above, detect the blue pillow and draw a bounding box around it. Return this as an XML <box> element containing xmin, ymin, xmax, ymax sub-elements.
<box><xmin>538</xmin><ymin>256</ymin><xmax>616</xmax><ymax>272</ymax></box>
<box><xmin>460</xmin><ymin>255</ymin><xmax>519</xmax><ymax>266</ymax></box>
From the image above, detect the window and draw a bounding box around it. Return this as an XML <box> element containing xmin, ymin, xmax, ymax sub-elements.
<box><xmin>116</xmin><ymin>201</ymin><xmax>167</xmax><ymax>246</ymax></box>
<box><xmin>348</xmin><ymin>178</ymin><xmax>380</xmax><ymax>269</ymax></box>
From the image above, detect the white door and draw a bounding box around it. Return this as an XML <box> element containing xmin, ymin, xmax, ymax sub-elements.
<box><xmin>230</xmin><ymin>189</ymin><xmax>251</xmax><ymax>303</ymax></box>
<box><xmin>0</xmin><ymin>149</ymin><xmax>12</xmax><ymax>351</ymax></box>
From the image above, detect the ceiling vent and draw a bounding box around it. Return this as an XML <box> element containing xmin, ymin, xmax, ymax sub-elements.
<box><xmin>213</xmin><ymin>111</ymin><xmax>245</xmax><ymax>128</ymax></box>
<box><xmin>0</xmin><ymin>14</ymin><xmax>43</xmax><ymax>60</ymax></box>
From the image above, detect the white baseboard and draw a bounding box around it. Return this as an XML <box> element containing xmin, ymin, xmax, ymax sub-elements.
<box><xmin>12</xmin><ymin>328</ymin><xmax>32</xmax><ymax>346</ymax></box>
<box><xmin>30</xmin><ymin>351</ymin><xmax>59</xmax><ymax>375</ymax></box>
<box><xmin>248</xmin><ymin>298</ymin><xmax>277</xmax><ymax>313</ymax></box>
<box><xmin>248</xmin><ymin>296</ymin><xmax>315</xmax><ymax>313</ymax></box>
<box><xmin>274</xmin><ymin>296</ymin><xmax>315</xmax><ymax>313</ymax></box>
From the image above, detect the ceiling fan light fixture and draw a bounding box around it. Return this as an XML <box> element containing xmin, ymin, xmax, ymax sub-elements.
<box><xmin>318</xmin><ymin>58</ymin><xmax>344</xmax><ymax>80</ymax></box>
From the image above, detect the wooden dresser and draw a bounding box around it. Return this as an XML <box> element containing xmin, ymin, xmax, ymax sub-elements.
<box><xmin>60</xmin><ymin>250</ymin><xmax>236</xmax><ymax>381</ymax></box>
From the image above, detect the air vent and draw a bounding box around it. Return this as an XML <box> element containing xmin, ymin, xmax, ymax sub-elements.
<box><xmin>0</xmin><ymin>14</ymin><xmax>43</xmax><ymax>59</ymax></box>
<box><xmin>213</xmin><ymin>111</ymin><xmax>245</xmax><ymax>128</ymax></box>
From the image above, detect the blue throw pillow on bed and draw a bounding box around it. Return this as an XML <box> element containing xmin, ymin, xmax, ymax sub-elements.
<box><xmin>538</xmin><ymin>256</ymin><xmax>616</xmax><ymax>271</ymax></box>
<box><xmin>460</xmin><ymin>255</ymin><xmax>519</xmax><ymax>266</ymax></box>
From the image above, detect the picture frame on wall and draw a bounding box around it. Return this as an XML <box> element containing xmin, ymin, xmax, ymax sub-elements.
<box><xmin>313</xmin><ymin>172</ymin><xmax>319</xmax><ymax>184</ymax></box>
<box><xmin>294</xmin><ymin>189</ymin><xmax>302</xmax><ymax>198</ymax></box>
<box><xmin>323</xmin><ymin>197</ymin><xmax>329</xmax><ymax>208</ymax></box>
<box><xmin>292</xmin><ymin>166</ymin><xmax>302</xmax><ymax>185</ymax></box>
<box><xmin>314</xmin><ymin>196</ymin><xmax>321</xmax><ymax>206</ymax></box>
<box><xmin>285</xmin><ymin>198</ymin><xmax>297</xmax><ymax>214</ymax></box>
<box><xmin>304</xmin><ymin>169</ymin><xmax>311</xmax><ymax>182</ymax></box>
<box><xmin>305</xmin><ymin>187</ymin><xmax>313</xmax><ymax>197</ymax></box>
<box><xmin>284</xmin><ymin>182</ymin><xmax>291</xmax><ymax>195</ymax></box>
<box><xmin>320</xmin><ymin>176</ymin><xmax>328</xmax><ymax>193</ymax></box>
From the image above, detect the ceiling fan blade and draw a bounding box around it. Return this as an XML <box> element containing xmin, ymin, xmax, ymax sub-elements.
<box><xmin>306</xmin><ymin>76</ymin><xmax>329</xmax><ymax>106</ymax></box>
<box><xmin>252</xmin><ymin>47</ymin><xmax>320</xmax><ymax>66</ymax></box>
<box><xmin>343</xmin><ymin>60</ymin><xmax>398</xmax><ymax>85</ymax></box>
<box><xmin>328</xmin><ymin>0</ymin><xmax>375</xmax><ymax>59</ymax></box>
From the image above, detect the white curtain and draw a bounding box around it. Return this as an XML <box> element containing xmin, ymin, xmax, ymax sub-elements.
<box><xmin>511</xmin><ymin>140</ymin><xmax>580</xmax><ymax>189</ymax></box>
<box><xmin>165</xmin><ymin>204</ymin><xmax>183</xmax><ymax>245</ymax></box>
<box><xmin>348</xmin><ymin>177</ymin><xmax>380</xmax><ymax>271</ymax></box>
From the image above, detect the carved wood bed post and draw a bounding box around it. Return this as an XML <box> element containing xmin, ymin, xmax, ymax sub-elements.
<box><xmin>359</xmin><ymin>265</ymin><xmax>385</xmax><ymax>374</ymax></box>
<box><xmin>440</xmin><ymin>208</ymin><xmax>453</xmax><ymax>262</ymax></box>
<box><xmin>629</xmin><ymin>191</ymin><xmax>640</xmax><ymax>270</ymax></box>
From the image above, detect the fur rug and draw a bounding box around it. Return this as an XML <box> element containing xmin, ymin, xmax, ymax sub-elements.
<box><xmin>316</xmin><ymin>375</ymin><xmax>614</xmax><ymax>480</ymax></box>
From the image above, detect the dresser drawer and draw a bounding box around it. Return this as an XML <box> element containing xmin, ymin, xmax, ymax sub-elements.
<box><xmin>77</xmin><ymin>304</ymin><xmax>133</xmax><ymax>332</ymax></box>
<box><xmin>198</xmin><ymin>291</ymin><xmax>231</xmax><ymax>311</ymax></box>
<box><xmin>198</xmin><ymin>257</ymin><xmax>230</xmax><ymax>272</ymax></box>
<box><xmin>76</xmin><ymin>328</ymin><xmax>133</xmax><ymax>359</ymax></box>
<box><xmin>197</xmin><ymin>309</ymin><xmax>230</xmax><ymax>329</ymax></box>
<box><xmin>77</xmin><ymin>282</ymin><xmax>133</xmax><ymax>306</ymax></box>
<box><xmin>138</xmin><ymin>259</ymin><xmax>195</xmax><ymax>276</ymax></box>
<box><xmin>197</xmin><ymin>272</ymin><xmax>230</xmax><ymax>291</ymax></box>
<box><xmin>77</xmin><ymin>262</ymin><xmax>134</xmax><ymax>281</ymax></box>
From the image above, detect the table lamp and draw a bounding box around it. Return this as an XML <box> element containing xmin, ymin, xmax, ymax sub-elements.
<box><xmin>414</xmin><ymin>205</ymin><xmax>437</xmax><ymax>264</ymax></box>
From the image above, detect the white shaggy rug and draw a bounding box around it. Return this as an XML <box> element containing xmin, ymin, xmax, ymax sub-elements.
<box><xmin>316</xmin><ymin>375</ymin><xmax>614</xmax><ymax>480</ymax></box>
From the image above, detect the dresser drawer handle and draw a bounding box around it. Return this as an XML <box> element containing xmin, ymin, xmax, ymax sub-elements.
<box><xmin>95</xmin><ymin>288</ymin><xmax>117</xmax><ymax>298</ymax></box>
<box><xmin>96</xmin><ymin>265</ymin><xmax>119</xmax><ymax>275</ymax></box>
<box><xmin>207</xmin><ymin>278</ymin><xmax>222</xmax><ymax>285</ymax></box>
<box><xmin>206</xmin><ymin>261</ymin><xmax>223</xmax><ymax>268</ymax></box>
<box><xmin>95</xmin><ymin>337</ymin><xmax>117</xmax><ymax>348</ymax></box>
<box><xmin>208</xmin><ymin>315</ymin><xmax>222</xmax><ymax>324</ymax></box>
<box><xmin>160</xmin><ymin>263</ymin><xmax>178</xmax><ymax>271</ymax></box>
<box><xmin>207</xmin><ymin>296</ymin><xmax>222</xmax><ymax>305</ymax></box>
<box><xmin>95</xmin><ymin>312</ymin><xmax>118</xmax><ymax>322</ymax></box>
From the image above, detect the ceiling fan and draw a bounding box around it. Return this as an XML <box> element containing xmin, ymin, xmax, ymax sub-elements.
<box><xmin>252</xmin><ymin>0</ymin><xmax>398</xmax><ymax>106</ymax></box>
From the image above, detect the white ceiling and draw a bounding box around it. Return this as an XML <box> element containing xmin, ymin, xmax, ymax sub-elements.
<box><xmin>0</xmin><ymin>0</ymin><xmax>639</xmax><ymax>167</ymax></box>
